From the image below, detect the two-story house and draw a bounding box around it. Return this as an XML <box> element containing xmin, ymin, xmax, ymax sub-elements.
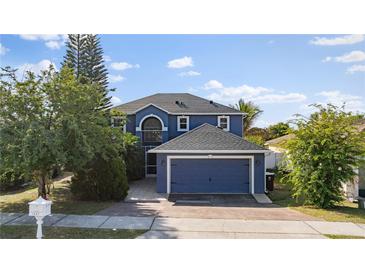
<box><xmin>112</xmin><ymin>93</ymin><xmax>267</xmax><ymax>195</ymax></box>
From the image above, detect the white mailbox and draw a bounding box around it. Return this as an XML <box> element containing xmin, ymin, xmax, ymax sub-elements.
<box><xmin>29</xmin><ymin>197</ymin><xmax>52</xmax><ymax>239</ymax></box>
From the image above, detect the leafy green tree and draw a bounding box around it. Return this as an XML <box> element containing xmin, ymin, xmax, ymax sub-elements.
<box><xmin>122</xmin><ymin>133</ymin><xmax>145</xmax><ymax>181</ymax></box>
<box><xmin>268</xmin><ymin>122</ymin><xmax>290</xmax><ymax>139</ymax></box>
<box><xmin>286</xmin><ymin>104</ymin><xmax>365</xmax><ymax>208</ymax></box>
<box><xmin>245</xmin><ymin>135</ymin><xmax>265</xmax><ymax>146</ymax></box>
<box><xmin>232</xmin><ymin>99</ymin><xmax>263</xmax><ymax>135</ymax></box>
<box><xmin>0</xmin><ymin>66</ymin><xmax>120</xmax><ymax>198</ymax></box>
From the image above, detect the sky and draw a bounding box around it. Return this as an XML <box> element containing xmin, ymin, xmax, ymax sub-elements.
<box><xmin>0</xmin><ymin>34</ymin><xmax>364</xmax><ymax>127</ymax></box>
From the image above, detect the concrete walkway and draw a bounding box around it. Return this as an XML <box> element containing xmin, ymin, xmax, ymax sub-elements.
<box><xmin>1</xmin><ymin>212</ymin><xmax>364</xmax><ymax>239</ymax></box>
<box><xmin>0</xmin><ymin>212</ymin><xmax>154</xmax><ymax>230</ymax></box>
<box><xmin>125</xmin><ymin>178</ymin><xmax>167</xmax><ymax>202</ymax></box>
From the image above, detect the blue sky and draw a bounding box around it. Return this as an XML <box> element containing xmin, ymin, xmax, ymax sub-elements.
<box><xmin>1</xmin><ymin>34</ymin><xmax>364</xmax><ymax>127</ymax></box>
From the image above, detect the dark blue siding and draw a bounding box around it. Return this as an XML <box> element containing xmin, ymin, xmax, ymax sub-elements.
<box><xmin>254</xmin><ymin>154</ymin><xmax>265</xmax><ymax>193</ymax></box>
<box><xmin>126</xmin><ymin>115</ymin><xmax>136</xmax><ymax>135</ymax></box>
<box><xmin>168</xmin><ymin>115</ymin><xmax>243</xmax><ymax>139</ymax></box>
<box><xmin>171</xmin><ymin>159</ymin><xmax>249</xmax><ymax>193</ymax></box>
<box><xmin>230</xmin><ymin>115</ymin><xmax>243</xmax><ymax>137</ymax></box>
<box><xmin>156</xmin><ymin>154</ymin><xmax>167</xmax><ymax>193</ymax></box>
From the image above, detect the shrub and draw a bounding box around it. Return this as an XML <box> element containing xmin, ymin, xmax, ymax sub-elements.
<box><xmin>0</xmin><ymin>169</ymin><xmax>26</xmax><ymax>191</ymax></box>
<box><xmin>122</xmin><ymin>133</ymin><xmax>145</xmax><ymax>181</ymax></box>
<box><xmin>286</xmin><ymin>104</ymin><xmax>365</xmax><ymax>208</ymax></box>
<box><xmin>70</xmin><ymin>147</ymin><xmax>129</xmax><ymax>201</ymax></box>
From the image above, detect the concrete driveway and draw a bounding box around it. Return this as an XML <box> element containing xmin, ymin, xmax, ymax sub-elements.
<box><xmin>97</xmin><ymin>177</ymin><xmax>317</xmax><ymax>221</ymax></box>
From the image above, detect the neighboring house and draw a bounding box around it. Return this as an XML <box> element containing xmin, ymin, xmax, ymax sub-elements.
<box><xmin>264</xmin><ymin>134</ymin><xmax>294</xmax><ymax>169</ymax></box>
<box><xmin>112</xmin><ymin>93</ymin><xmax>268</xmax><ymax>194</ymax></box>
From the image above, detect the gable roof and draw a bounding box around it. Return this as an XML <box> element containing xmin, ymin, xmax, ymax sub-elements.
<box><xmin>264</xmin><ymin>134</ymin><xmax>295</xmax><ymax>146</ymax></box>
<box><xmin>112</xmin><ymin>93</ymin><xmax>243</xmax><ymax>115</ymax></box>
<box><xmin>149</xmin><ymin>123</ymin><xmax>267</xmax><ymax>153</ymax></box>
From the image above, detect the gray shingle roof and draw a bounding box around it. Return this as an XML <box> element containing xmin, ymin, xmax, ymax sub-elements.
<box><xmin>112</xmin><ymin>93</ymin><xmax>242</xmax><ymax>115</ymax></box>
<box><xmin>150</xmin><ymin>123</ymin><xmax>267</xmax><ymax>153</ymax></box>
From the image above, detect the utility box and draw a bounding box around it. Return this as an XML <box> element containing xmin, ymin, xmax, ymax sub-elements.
<box><xmin>266</xmin><ymin>172</ymin><xmax>275</xmax><ymax>192</ymax></box>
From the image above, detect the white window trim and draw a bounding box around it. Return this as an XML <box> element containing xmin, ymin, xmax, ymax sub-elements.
<box><xmin>217</xmin><ymin>115</ymin><xmax>230</xmax><ymax>131</ymax></box>
<box><xmin>136</xmin><ymin>114</ymin><xmax>168</xmax><ymax>131</ymax></box>
<box><xmin>166</xmin><ymin>155</ymin><xmax>255</xmax><ymax>194</ymax></box>
<box><xmin>122</xmin><ymin>124</ymin><xmax>127</xmax><ymax>133</ymax></box>
<box><xmin>177</xmin><ymin>116</ymin><xmax>189</xmax><ymax>132</ymax></box>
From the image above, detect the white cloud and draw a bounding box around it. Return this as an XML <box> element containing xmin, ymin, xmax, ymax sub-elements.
<box><xmin>0</xmin><ymin>43</ymin><xmax>9</xmax><ymax>55</ymax></box>
<box><xmin>110</xmin><ymin>62</ymin><xmax>140</xmax><ymax>71</ymax></box>
<box><xmin>111</xmin><ymin>96</ymin><xmax>122</xmax><ymax>106</ymax></box>
<box><xmin>347</xmin><ymin>64</ymin><xmax>365</xmax><ymax>74</ymax></box>
<box><xmin>109</xmin><ymin>74</ymin><xmax>125</xmax><ymax>83</ymax></box>
<box><xmin>205</xmin><ymin>81</ymin><xmax>306</xmax><ymax>105</ymax></box>
<box><xmin>204</xmin><ymin>80</ymin><xmax>224</xmax><ymax>90</ymax></box>
<box><xmin>178</xmin><ymin>70</ymin><xmax>201</xmax><ymax>77</ymax></box>
<box><xmin>16</xmin><ymin>59</ymin><xmax>56</xmax><ymax>78</ymax></box>
<box><xmin>20</xmin><ymin>34</ymin><xmax>61</xmax><ymax>41</ymax></box>
<box><xmin>323</xmin><ymin>50</ymin><xmax>365</xmax><ymax>63</ymax></box>
<box><xmin>253</xmin><ymin>93</ymin><xmax>307</xmax><ymax>104</ymax></box>
<box><xmin>19</xmin><ymin>34</ymin><xmax>67</xmax><ymax>50</ymax></box>
<box><xmin>103</xmin><ymin>55</ymin><xmax>112</xmax><ymax>62</ymax></box>
<box><xmin>317</xmin><ymin>90</ymin><xmax>364</xmax><ymax>112</ymax></box>
<box><xmin>167</xmin><ymin>56</ymin><xmax>193</xmax><ymax>69</ymax></box>
<box><xmin>44</xmin><ymin>40</ymin><xmax>63</xmax><ymax>50</ymax></box>
<box><xmin>309</xmin><ymin>34</ymin><xmax>364</xmax><ymax>46</ymax></box>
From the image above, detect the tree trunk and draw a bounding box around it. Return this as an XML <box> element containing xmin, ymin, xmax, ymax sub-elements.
<box><xmin>37</xmin><ymin>172</ymin><xmax>48</xmax><ymax>199</ymax></box>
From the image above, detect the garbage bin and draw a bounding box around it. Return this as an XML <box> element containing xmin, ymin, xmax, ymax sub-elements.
<box><xmin>358</xmin><ymin>197</ymin><xmax>365</xmax><ymax>209</ymax></box>
<box><xmin>266</xmin><ymin>172</ymin><xmax>275</xmax><ymax>192</ymax></box>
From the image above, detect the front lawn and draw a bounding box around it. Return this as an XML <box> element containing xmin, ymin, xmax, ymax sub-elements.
<box><xmin>269</xmin><ymin>180</ymin><xmax>365</xmax><ymax>224</ymax></box>
<box><xmin>325</xmin><ymin>234</ymin><xmax>365</xmax><ymax>239</ymax></box>
<box><xmin>0</xmin><ymin>173</ymin><xmax>114</xmax><ymax>215</ymax></box>
<box><xmin>0</xmin><ymin>225</ymin><xmax>145</xmax><ymax>239</ymax></box>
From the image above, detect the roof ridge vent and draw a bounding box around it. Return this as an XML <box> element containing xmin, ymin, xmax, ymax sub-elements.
<box><xmin>209</xmin><ymin>100</ymin><xmax>214</xmax><ymax>104</ymax></box>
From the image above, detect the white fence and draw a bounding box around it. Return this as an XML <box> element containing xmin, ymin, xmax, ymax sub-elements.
<box><xmin>265</xmin><ymin>150</ymin><xmax>284</xmax><ymax>169</ymax></box>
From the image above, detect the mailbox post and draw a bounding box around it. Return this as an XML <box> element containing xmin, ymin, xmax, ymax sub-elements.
<box><xmin>29</xmin><ymin>197</ymin><xmax>52</xmax><ymax>239</ymax></box>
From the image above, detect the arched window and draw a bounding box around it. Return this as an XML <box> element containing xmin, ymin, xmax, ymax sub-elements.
<box><xmin>142</xmin><ymin>117</ymin><xmax>162</xmax><ymax>143</ymax></box>
<box><xmin>142</xmin><ymin>117</ymin><xmax>162</xmax><ymax>130</ymax></box>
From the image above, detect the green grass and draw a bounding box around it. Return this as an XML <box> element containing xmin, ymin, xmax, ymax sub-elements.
<box><xmin>0</xmin><ymin>173</ymin><xmax>114</xmax><ymax>215</ymax></box>
<box><xmin>268</xmin><ymin>180</ymin><xmax>365</xmax><ymax>224</ymax></box>
<box><xmin>325</xmin><ymin>234</ymin><xmax>365</xmax><ymax>239</ymax></box>
<box><xmin>0</xmin><ymin>225</ymin><xmax>146</xmax><ymax>239</ymax></box>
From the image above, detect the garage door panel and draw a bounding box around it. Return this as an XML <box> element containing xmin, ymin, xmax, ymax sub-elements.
<box><xmin>170</xmin><ymin>159</ymin><xmax>249</xmax><ymax>193</ymax></box>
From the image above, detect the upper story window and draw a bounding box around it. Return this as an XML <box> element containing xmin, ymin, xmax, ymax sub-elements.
<box><xmin>142</xmin><ymin>117</ymin><xmax>162</xmax><ymax>143</ymax></box>
<box><xmin>217</xmin><ymin>115</ymin><xmax>230</xmax><ymax>131</ymax></box>
<box><xmin>111</xmin><ymin>117</ymin><xmax>126</xmax><ymax>133</ymax></box>
<box><xmin>177</xmin><ymin>116</ymin><xmax>189</xmax><ymax>132</ymax></box>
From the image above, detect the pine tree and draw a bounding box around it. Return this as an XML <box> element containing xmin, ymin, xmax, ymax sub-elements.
<box><xmin>62</xmin><ymin>34</ymin><xmax>88</xmax><ymax>79</ymax></box>
<box><xmin>62</xmin><ymin>34</ymin><xmax>111</xmax><ymax>109</ymax></box>
<box><xmin>84</xmin><ymin>35</ymin><xmax>111</xmax><ymax>109</ymax></box>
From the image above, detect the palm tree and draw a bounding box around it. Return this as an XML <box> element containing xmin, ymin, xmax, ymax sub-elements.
<box><xmin>232</xmin><ymin>99</ymin><xmax>263</xmax><ymax>135</ymax></box>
